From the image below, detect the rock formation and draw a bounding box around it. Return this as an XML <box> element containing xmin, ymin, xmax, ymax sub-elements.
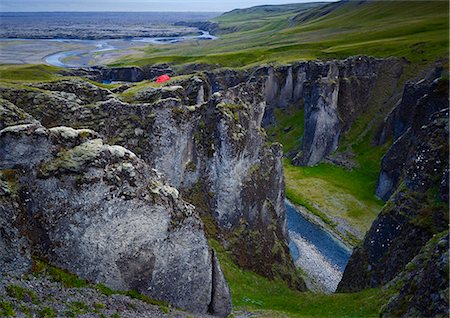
<box><xmin>0</xmin><ymin>119</ymin><xmax>231</xmax><ymax>316</ymax></box>
<box><xmin>261</xmin><ymin>56</ymin><xmax>406</xmax><ymax>166</ymax></box>
<box><xmin>1</xmin><ymin>66</ymin><xmax>310</xmax><ymax>316</ymax></box>
<box><xmin>375</xmin><ymin>69</ymin><xmax>447</xmax><ymax>200</ymax></box>
<box><xmin>195</xmin><ymin>56</ymin><xmax>406</xmax><ymax>166</ymax></box>
<box><xmin>337</xmin><ymin>73</ymin><xmax>449</xmax><ymax>316</ymax></box>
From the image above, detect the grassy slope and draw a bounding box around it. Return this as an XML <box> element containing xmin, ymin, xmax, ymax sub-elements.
<box><xmin>270</xmin><ymin>103</ymin><xmax>388</xmax><ymax>244</ymax></box>
<box><xmin>0</xmin><ymin>64</ymin><xmax>63</xmax><ymax>82</ymax></box>
<box><xmin>112</xmin><ymin>1</ymin><xmax>448</xmax><ymax>69</ymax></box>
<box><xmin>211</xmin><ymin>240</ymin><xmax>386</xmax><ymax>317</ymax></box>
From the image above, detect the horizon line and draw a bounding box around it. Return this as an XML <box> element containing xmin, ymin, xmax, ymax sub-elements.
<box><xmin>1</xmin><ymin>11</ymin><xmax>223</xmax><ymax>13</ymax></box>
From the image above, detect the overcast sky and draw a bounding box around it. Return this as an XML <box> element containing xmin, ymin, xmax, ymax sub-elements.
<box><xmin>1</xmin><ymin>0</ymin><xmax>335</xmax><ymax>12</ymax></box>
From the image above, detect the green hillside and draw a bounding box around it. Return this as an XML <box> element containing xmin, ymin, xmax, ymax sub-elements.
<box><xmin>113</xmin><ymin>0</ymin><xmax>449</xmax><ymax>68</ymax></box>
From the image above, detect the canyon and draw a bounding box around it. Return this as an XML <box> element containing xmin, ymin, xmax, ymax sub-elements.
<box><xmin>1</xmin><ymin>53</ymin><xmax>448</xmax><ymax>317</ymax></box>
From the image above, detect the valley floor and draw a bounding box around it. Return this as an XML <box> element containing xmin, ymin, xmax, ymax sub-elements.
<box><xmin>210</xmin><ymin>240</ymin><xmax>386</xmax><ymax>318</ymax></box>
<box><xmin>284</xmin><ymin>160</ymin><xmax>384</xmax><ymax>246</ymax></box>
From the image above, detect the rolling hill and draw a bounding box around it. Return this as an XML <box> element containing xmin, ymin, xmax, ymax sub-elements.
<box><xmin>112</xmin><ymin>0</ymin><xmax>449</xmax><ymax>68</ymax></box>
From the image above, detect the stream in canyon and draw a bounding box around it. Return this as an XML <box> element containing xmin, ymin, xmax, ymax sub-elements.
<box><xmin>286</xmin><ymin>200</ymin><xmax>351</xmax><ymax>293</ymax></box>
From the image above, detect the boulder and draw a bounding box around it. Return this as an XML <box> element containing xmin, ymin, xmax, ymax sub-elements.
<box><xmin>0</xmin><ymin>123</ymin><xmax>231</xmax><ymax>316</ymax></box>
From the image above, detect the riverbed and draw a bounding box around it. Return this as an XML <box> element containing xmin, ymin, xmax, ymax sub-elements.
<box><xmin>0</xmin><ymin>31</ymin><xmax>216</xmax><ymax>67</ymax></box>
<box><xmin>286</xmin><ymin>200</ymin><xmax>351</xmax><ymax>293</ymax></box>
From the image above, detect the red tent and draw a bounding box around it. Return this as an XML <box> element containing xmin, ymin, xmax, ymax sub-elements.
<box><xmin>156</xmin><ymin>74</ymin><xmax>170</xmax><ymax>83</ymax></box>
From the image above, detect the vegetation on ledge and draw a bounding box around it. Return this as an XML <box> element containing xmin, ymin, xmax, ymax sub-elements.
<box><xmin>210</xmin><ymin>239</ymin><xmax>387</xmax><ymax>317</ymax></box>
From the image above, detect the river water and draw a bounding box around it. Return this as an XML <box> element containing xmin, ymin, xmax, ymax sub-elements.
<box><xmin>286</xmin><ymin>200</ymin><xmax>351</xmax><ymax>293</ymax></box>
<box><xmin>0</xmin><ymin>30</ymin><xmax>217</xmax><ymax>68</ymax></box>
<box><xmin>42</xmin><ymin>30</ymin><xmax>217</xmax><ymax>68</ymax></box>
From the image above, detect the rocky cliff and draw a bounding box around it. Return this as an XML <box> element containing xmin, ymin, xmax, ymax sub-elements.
<box><xmin>59</xmin><ymin>64</ymin><xmax>174</xmax><ymax>83</ymax></box>
<box><xmin>337</xmin><ymin>73</ymin><xmax>449</xmax><ymax>316</ymax></box>
<box><xmin>0</xmin><ymin>69</ymin><xmax>305</xmax><ymax>314</ymax></box>
<box><xmin>261</xmin><ymin>56</ymin><xmax>406</xmax><ymax>166</ymax></box>
<box><xmin>0</xmin><ymin>119</ymin><xmax>231</xmax><ymax>316</ymax></box>
<box><xmin>57</xmin><ymin>56</ymin><xmax>407</xmax><ymax>168</ymax></box>
<box><xmin>375</xmin><ymin>68</ymin><xmax>447</xmax><ymax>200</ymax></box>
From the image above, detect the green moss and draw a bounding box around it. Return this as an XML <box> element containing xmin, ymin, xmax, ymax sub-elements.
<box><xmin>31</xmin><ymin>259</ymin><xmax>170</xmax><ymax>315</ymax></box>
<box><xmin>66</xmin><ymin>301</ymin><xmax>89</xmax><ymax>315</ymax></box>
<box><xmin>96</xmin><ymin>284</ymin><xmax>169</xmax><ymax>313</ymax></box>
<box><xmin>32</xmin><ymin>259</ymin><xmax>89</xmax><ymax>288</ymax></box>
<box><xmin>0</xmin><ymin>169</ymin><xmax>18</xmax><ymax>195</ymax></box>
<box><xmin>184</xmin><ymin>181</ymin><xmax>219</xmax><ymax>238</ymax></box>
<box><xmin>0</xmin><ymin>301</ymin><xmax>16</xmax><ymax>317</ymax></box>
<box><xmin>18</xmin><ymin>305</ymin><xmax>33</xmax><ymax>318</ymax></box>
<box><xmin>38</xmin><ymin>139</ymin><xmax>103</xmax><ymax>177</ymax></box>
<box><xmin>185</xmin><ymin>161</ymin><xmax>197</xmax><ymax>172</ymax></box>
<box><xmin>93</xmin><ymin>302</ymin><xmax>106</xmax><ymax>310</ymax></box>
<box><xmin>217</xmin><ymin>102</ymin><xmax>244</xmax><ymax>123</ymax></box>
<box><xmin>267</xmin><ymin>106</ymin><xmax>304</xmax><ymax>154</ymax></box>
<box><xmin>38</xmin><ymin>307</ymin><xmax>56</xmax><ymax>318</ymax></box>
<box><xmin>6</xmin><ymin>285</ymin><xmax>38</xmax><ymax>304</ymax></box>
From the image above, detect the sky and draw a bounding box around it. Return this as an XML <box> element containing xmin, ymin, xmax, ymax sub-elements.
<box><xmin>0</xmin><ymin>0</ymin><xmax>335</xmax><ymax>12</ymax></box>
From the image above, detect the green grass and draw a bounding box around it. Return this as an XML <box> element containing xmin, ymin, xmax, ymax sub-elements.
<box><xmin>284</xmin><ymin>159</ymin><xmax>384</xmax><ymax>242</ymax></box>
<box><xmin>32</xmin><ymin>259</ymin><xmax>170</xmax><ymax>313</ymax></box>
<box><xmin>38</xmin><ymin>307</ymin><xmax>56</xmax><ymax>318</ymax></box>
<box><xmin>111</xmin><ymin>1</ymin><xmax>448</xmax><ymax>69</ymax></box>
<box><xmin>33</xmin><ymin>259</ymin><xmax>89</xmax><ymax>288</ymax></box>
<box><xmin>267</xmin><ymin>107</ymin><xmax>304</xmax><ymax>154</ymax></box>
<box><xmin>0</xmin><ymin>64</ymin><xmax>62</xmax><ymax>82</ymax></box>
<box><xmin>210</xmin><ymin>239</ymin><xmax>386</xmax><ymax>317</ymax></box>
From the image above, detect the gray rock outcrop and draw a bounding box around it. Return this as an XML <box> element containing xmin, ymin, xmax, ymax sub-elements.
<box><xmin>375</xmin><ymin>71</ymin><xmax>448</xmax><ymax>200</ymax></box>
<box><xmin>0</xmin><ymin>74</ymin><xmax>303</xmax><ymax>289</ymax></box>
<box><xmin>262</xmin><ymin>57</ymin><xmax>406</xmax><ymax>166</ymax></box>
<box><xmin>0</xmin><ymin>121</ymin><xmax>231</xmax><ymax>316</ymax></box>
<box><xmin>380</xmin><ymin>232</ymin><xmax>449</xmax><ymax>318</ymax></box>
<box><xmin>337</xmin><ymin>75</ymin><xmax>449</xmax><ymax>318</ymax></box>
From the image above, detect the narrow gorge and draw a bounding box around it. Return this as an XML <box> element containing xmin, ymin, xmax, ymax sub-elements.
<box><xmin>1</xmin><ymin>53</ymin><xmax>448</xmax><ymax>317</ymax></box>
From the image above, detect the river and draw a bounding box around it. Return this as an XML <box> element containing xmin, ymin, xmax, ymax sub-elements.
<box><xmin>0</xmin><ymin>30</ymin><xmax>217</xmax><ymax>68</ymax></box>
<box><xmin>42</xmin><ymin>31</ymin><xmax>217</xmax><ymax>68</ymax></box>
<box><xmin>286</xmin><ymin>200</ymin><xmax>351</xmax><ymax>293</ymax></box>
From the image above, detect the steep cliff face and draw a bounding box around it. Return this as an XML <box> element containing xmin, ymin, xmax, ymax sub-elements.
<box><xmin>337</xmin><ymin>75</ymin><xmax>449</xmax><ymax>317</ymax></box>
<box><xmin>381</xmin><ymin>231</ymin><xmax>449</xmax><ymax>317</ymax></box>
<box><xmin>58</xmin><ymin>64</ymin><xmax>174</xmax><ymax>83</ymax></box>
<box><xmin>0</xmin><ymin>73</ymin><xmax>303</xmax><ymax>289</ymax></box>
<box><xmin>0</xmin><ymin>121</ymin><xmax>231</xmax><ymax>316</ymax></box>
<box><xmin>260</xmin><ymin>56</ymin><xmax>406</xmax><ymax>166</ymax></box>
<box><xmin>375</xmin><ymin>71</ymin><xmax>448</xmax><ymax>200</ymax></box>
<box><xmin>49</xmin><ymin>56</ymin><xmax>407</xmax><ymax>168</ymax></box>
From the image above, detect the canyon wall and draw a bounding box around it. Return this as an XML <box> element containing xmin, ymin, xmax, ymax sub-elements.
<box><xmin>337</xmin><ymin>73</ymin><xmax>449</xmax><ymax>316</ymax></box>
<box><xmin>0</xmin><ymin>119</ymin><xmax>231</xmax><ymax>316</ymax></box>
<box><xmin>261</xmin><ymin>56</ymin><xmax>406</xmax><ymax>166</ymax></box>
<box><xmin>0</xmin><ymin>70</ymin><xmax>305</xmax><ymax>307</ymax></box>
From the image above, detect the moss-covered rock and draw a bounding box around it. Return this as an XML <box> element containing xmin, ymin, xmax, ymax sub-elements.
<box><xmin>338</xmin><ymin>74</ymin><xmax>449</xmax><ymax>315</ymax></box>
<box><xmin>0</xmin><ymin>124</ymin><xmax>231</xmax><ymax>316</ymax></box>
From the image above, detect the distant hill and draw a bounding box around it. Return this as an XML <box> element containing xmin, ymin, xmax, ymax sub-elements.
<box><xmin>212</xmin><ymin>2</ymin><xmax>327</xmax><ymax>33</ymax></box>
<box><xmin>113</xmin><ymin>0</ymin><xmax>449</xmax><ymax>69</ymax></box>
